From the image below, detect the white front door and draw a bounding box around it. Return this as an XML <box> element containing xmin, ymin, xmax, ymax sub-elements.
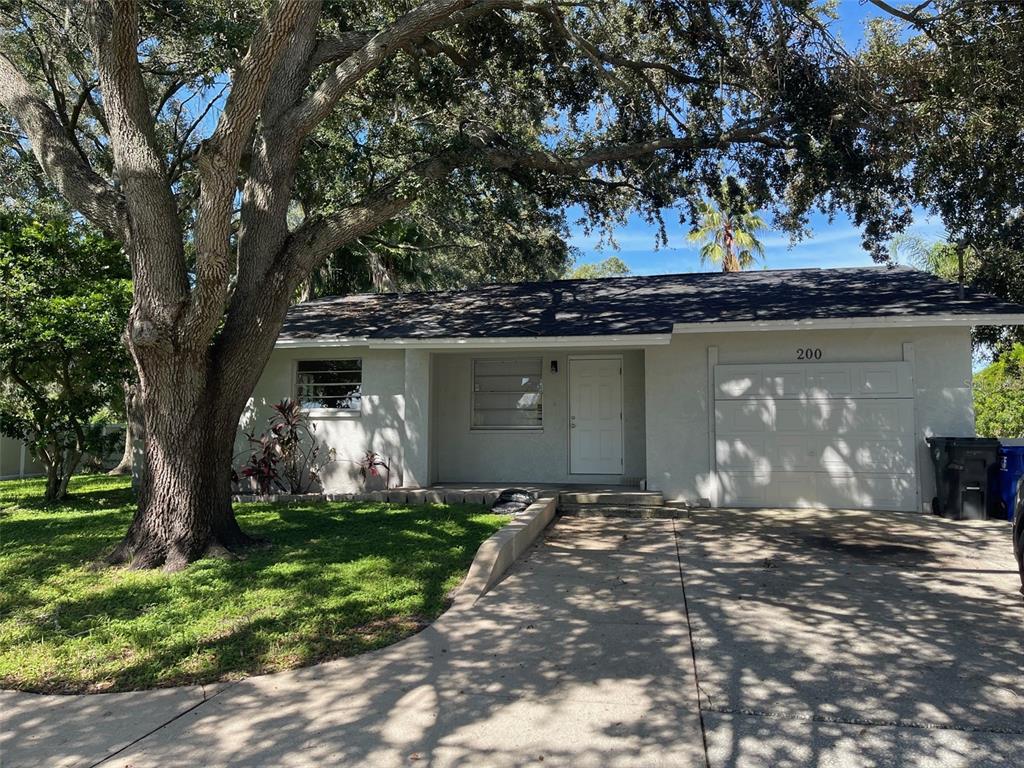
<box><xmin>569</xmin><ymin>357</ymin><xmax>623</xmax><ymax>475</ymax></box>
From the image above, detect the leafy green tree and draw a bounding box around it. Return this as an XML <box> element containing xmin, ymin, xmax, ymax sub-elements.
<box><xmin>0</xmin><ymin>212</ymin><xmax>131</xmax><ymax>500</ymax></box>
<box><xmin>1</xmin><ymin>1</ymin><xmax>910</xmax><ymax>568</ymax></box>
<box><xmin>687</xmin><ymin>182</ymin><xmax>767</xmax><ymax>272</ymax></box>
<box><xmin>862</xmin><ymin>1</ymin><xmax>1024</xmax><ymax>352</ymax></box>
<box><xmin>564</xmin><ymin>256</ymin><xmax>631</xmax><ymax>280</ymax></box>
<box><xmin>889</xmin><ymin>234</ymin><xmax>978</xmax><ymax>284</ymax></box>
<box><xmin>974</xmin><ymin>344</ymin><xmax>1024</xmax><ymax>439</ymax></box>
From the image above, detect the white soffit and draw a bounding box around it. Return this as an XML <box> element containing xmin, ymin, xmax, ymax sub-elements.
<box><xmin>275</xmin><ymin>333</ymin><xmax>673</xmax><ymax>350</ymax></box>
<box><xmin>671</xmin><ymin>314</ymin><xmax>1024</xmax><ymax>334</ymax></box>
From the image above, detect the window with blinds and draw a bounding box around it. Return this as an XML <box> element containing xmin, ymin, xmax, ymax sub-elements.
<box><xmin>295</xmin><ymin>359</ymin><xmax>362</xmax><ymax>411</ymax></box>
<box><xmin>472</xmin><ymin>358</ymin><xmax>543</xmax><ymax>429</ymax></box>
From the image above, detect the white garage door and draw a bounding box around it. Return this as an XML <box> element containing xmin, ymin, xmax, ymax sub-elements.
<box><xmin>714</xmin><ymin>361</ymin><xmax>918</xmax><ymax>511</ymax></box>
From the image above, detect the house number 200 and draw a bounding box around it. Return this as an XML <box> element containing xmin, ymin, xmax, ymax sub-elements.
<box><xmin>796</xmin><ymin>348</ymin><xmax>822</xmax><ymax>360</ymax></box>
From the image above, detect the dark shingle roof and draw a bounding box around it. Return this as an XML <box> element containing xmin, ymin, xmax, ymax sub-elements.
<box><xmin>279</xmin><ymin>267</ymin><xmax>1024</xmax><ymax>341</ymax></box>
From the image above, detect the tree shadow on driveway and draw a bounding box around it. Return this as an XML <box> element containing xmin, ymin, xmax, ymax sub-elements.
<box><xmin>678</xmin><ymin>508</ymin><xmax>1024</xmax><ymax>768</ymax></box>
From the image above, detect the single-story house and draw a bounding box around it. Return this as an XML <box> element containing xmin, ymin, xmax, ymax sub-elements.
<box><xmin>239</xmin><ymin>266</ymin><xmax>1024</xmax><ymax>512</ymax></box>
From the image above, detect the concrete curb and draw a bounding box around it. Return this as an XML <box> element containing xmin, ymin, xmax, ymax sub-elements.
<box><xmin>448</xmin><ymin>493</ymin><xmax>558</xmax><ymax>610</ymax></box>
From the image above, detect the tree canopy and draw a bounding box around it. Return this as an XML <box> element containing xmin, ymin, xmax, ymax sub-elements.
<box><xmin>0</xmin><ymin>211</ymin><xmax>131</xmax><ymax>500</ymax></box>
<box><xmin>862</xmin><ymin>0</ymin><xmax>1024</xmax><ymax>351</ymax></box>
<box><xmin>564</xmin><ymin>256</ymin><xmax>630</xmax><ymax>280</ymax></box>
<box><xmin>687</xmin><ymin>180</ymin><xmax>767</xmax><ymax>272</ymax></box>
<box><xmin>974</xmin><ymin>343</ymin><xmax>1024</xmax><ymax>439</ymax></box>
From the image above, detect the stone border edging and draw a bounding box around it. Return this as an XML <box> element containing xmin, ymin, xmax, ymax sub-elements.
<box><xmin>232</xmin><ymin>489</ymin><xmax>506</xmax><ymax>505</ymax></box>
<box><xmin>447</xmin><ymin>493</ymin><xmax>558</xmax><ymax>610</ymax></box>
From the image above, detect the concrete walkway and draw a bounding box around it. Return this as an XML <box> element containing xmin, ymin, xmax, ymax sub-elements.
<box><xmin>1</xmin><ymin>517</ymin><xmax>706</xmax><ymax>768</ymax></box>
<box><xmin>4</xmin><ymin>510</ymin><xmax>1022</xmax><ymax>768</ymax></box>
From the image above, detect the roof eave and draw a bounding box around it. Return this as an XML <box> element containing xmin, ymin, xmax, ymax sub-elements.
<box><xmin>275</xmin><ymin>333</ymin><xmax>674</xmax><ymax>349</ymax></box>
<box><xmin>670</xmin><ymin>313</ymin><xmax>1024</xmax><ymax>334</ymax></box>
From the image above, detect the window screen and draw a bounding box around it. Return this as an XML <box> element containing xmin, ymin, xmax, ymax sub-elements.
<box><xmin>295</xmin><ymin>359</ymin><xmax>362</xmax><ymax>411</ymax></box>
<box><xmin>472</xmin><ymin>358</ymin><xmax>543</xmax><ymax>429</ymax></box>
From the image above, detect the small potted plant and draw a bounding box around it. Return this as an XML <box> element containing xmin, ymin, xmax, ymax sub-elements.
<box><xmin>358</xmin><ymin>451</ymin><xmax>392</xmax><ymax>491</ymax></box>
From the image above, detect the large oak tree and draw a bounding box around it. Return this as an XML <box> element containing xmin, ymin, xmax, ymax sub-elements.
<box><xmin>862</xmin><ymin>0</ymin><xmax>1024</xmax><ymax>353</ymax></box>
<box><xmin>1</xmin><ymin>0</ymin><xmax>898</xmax><ymax>569</ymax></box>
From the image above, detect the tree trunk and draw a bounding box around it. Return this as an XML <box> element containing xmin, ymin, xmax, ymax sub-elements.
<box><xmin>108</xmin><ymin>380</ymin><xmax>141</xmax><ymax>476</ymax></box>
<box><xmin>106</xmin><ymin>393</ymin><xmax>257</xmax><ymax>571</ymax></box>
<box><xmin>105</xmin><ymin>347</ymin><xmax>264</xmax><ymax>571</ymax></box>
<box><xmin>41</xmin><ymin>445</ymin><xmax>77</xmax><ymax>502</ymax></box>
<box><xmin>43</xmin><ymin>458</ymin><xmax>61</xmax><ymax>502</ymax></box>
<box><xmin>722</xmin><ymin>220</ymin><xmax>740</xmax><ymax>272</ymax></box>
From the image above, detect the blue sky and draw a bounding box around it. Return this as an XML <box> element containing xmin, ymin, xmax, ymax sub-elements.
<box><xmin>568</xmin><ymin>0</ymin><xmax>946</xmax><ymax>275</ymax></box>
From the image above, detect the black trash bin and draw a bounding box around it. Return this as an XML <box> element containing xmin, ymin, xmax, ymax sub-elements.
<box><xmin>926</xmin><ymin>437</ymin><xmax>1001</xmax><ymax>520</ymax></box>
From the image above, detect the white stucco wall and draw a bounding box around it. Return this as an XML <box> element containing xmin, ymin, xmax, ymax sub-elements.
<box><xmin>240</xmin><ymin>346</ymin><xmax>411</xmax><ymax>493</ymax></box>
<box><xmin>250</xmin><ymin>324</ymin><xmax>974</xmax><ymax>506</ymax></box>
<box><xmin>644</xmin><ymin>326</ymin><xmax>975</xmax><ymax>510</ymax></box>
<box><xmin>0</xmin><ymin>435</ymin><xmax>46</xmax><ymax>479</ymax></box>
<box><xmin>431</xmin><ymin>349</ymin><xmax>647</xmax><ymax>485</ymax></box>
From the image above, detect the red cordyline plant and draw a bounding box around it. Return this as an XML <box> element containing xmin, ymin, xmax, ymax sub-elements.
<box><xmin>234</xmin><ymin>399</ymin><xmax>335</xmax><ymax>494</ymax></box>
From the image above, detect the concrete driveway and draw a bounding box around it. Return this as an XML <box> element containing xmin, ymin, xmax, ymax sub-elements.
<box><xmin>2</xmin><ymin>510</ymin><xmax>1021</xmax><ymax>767</ymax></box>
<box><xmin>679</xmin><ymin>508</ymin><xmax>1024</xmax><ymax>768</ymax></box>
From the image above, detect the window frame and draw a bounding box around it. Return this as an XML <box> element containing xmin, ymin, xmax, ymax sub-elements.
<box><xmin>293</xmin><ymin>358</ymin><xmax>363</xmax><ymax>417</ymax></box>
<box><xmin>470</xmin><ymin>356</ymin><xmax>544</xmax><ymax>432</ymax></box>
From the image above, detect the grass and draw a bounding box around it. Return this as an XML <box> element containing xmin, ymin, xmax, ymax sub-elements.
<box><xmin>0</xmin><ymin>475</ymin><xmax>506</xmax><ymax>693</ymax></box>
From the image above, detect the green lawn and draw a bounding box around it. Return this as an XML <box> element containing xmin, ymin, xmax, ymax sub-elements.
<box><xmin>0</xmin><ymin>475</ymin><xmax>506</xmax><ymax>693</ymax></box>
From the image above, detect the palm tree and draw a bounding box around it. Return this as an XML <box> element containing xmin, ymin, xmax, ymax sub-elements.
<box><xmin>687</xmin><ymin>192</ymin><xmax>767</xmax><ymax>272</ymax></box>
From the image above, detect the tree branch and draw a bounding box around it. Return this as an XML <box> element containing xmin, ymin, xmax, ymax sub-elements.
<box><xmin>284</xmin><ymin>0</ymin><xmax>474</xmax><ymax>139</ymax></box>
<box><xmin>310</xmin><ymin>31</ymin><xmax>374</xmax><ymax>69</ymax></box>
<box><xmin>469</xmin><ymin>123</ymin><xmax>788</xmax><ymax>174</ymax></box>
<box><xmin>185</xmin><ymin>0</ymin><xmax>307</xmax><ymax>346</ymax></box>
<box><xmin>288</xmin><ymin>122</ymin><xmax>786</xmax><ymax>267</ymax></box>
<box><xmin>0</xmin><ymin>52</ymin><xmax>125</xmax><ymax>235</ymax></box>
<box><xmin>87</xmin><ymin>0</ymin><xmax>189</xmax><ymax>343</ymax></box>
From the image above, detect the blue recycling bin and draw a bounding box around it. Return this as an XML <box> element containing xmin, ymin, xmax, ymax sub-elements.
<box><xmin>996</xmin><ymin>445</ymin><xmax>1024</xmax><ymax>521</ymax></box>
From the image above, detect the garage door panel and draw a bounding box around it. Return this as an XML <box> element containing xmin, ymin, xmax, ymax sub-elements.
<box><xmin>773</xmin><ymin>434</ymin><xmax>815</xmax><ymax>471</ymax></box>
<box><xmin>717</xmin><ymin>401</ymin><xmax>914</xmax><ymax>439</ymax></box>
<box><xmin>819</xmin><ymin>436</ymin><xmax>915</xmax><ymax>474</ymax></box>
<box><xmin>715</xmin><ymin>471</ymin><xmax>914</xmax><ymax>509</ymax></box>
<box><xmin>715</xmin><ymin>400</ymin><xmax>773</xmax><ymax>433</ymax></box>
<box><xmin>716</xmin><ymin>436</ymin><xmax>771</xmax><ymax>474</ymax></box>
<box><xmin>715</xmin><ymin>368</ymin><xmax>764</xmax><ymax>399</ymax></box>
<box><xmin>719</xmin><ymin>471</ymin><xmax>916</xmax><ymax>510</ymax></box>
<box><xmin>807</xmin><ymin>368</ymin><xmax>854</xmax><ymax>395</ymax></box>
<box><xmin>774</xmin><ymin>401</ymin><xmax>810</xmax><ymax>432</ymax></box>
<box><xmin>803</xmin><ymin>398</ymin><xmax>914</xmax><ymax>435</ymax></box>
<box><xmin>719</xmin><ymin>435</ymin><xmax>916</xmax><ymax>476</ymax></box>
<box><xmin>764</xmin><ymin>367</ymin><xmax>807</xmax><ymax>397</ymax></box>
<box><xmin>717</xmin><ymin>472</ymin><xmax>770</xmax><ymax>507</ymax></box>
<box><xmin>858</xmin><ymin>365</ymin><xmax>913</xmax><ymax>397</ymax></box>
<box><xmin>714</xmin><ymin>360</ymin><xmax>918</xmax><ymax>512</ymax></box>
<box><xmin>715</xmin><ymin>362</ymin><xmax>913</xmax><ymax>400</ymax></box>
<box><xmin>817</xmin><ymin>473</ymin><xmax>915</xmax><ymax>511</ymax></box>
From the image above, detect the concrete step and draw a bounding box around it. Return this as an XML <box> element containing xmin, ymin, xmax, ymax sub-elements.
<box><xmin>558</xmin><ymin>491</ymin><xmax>664</xmax><ymax>507</ymax></box>
<box><xmin>558</xmin><ymin>503</ymin><xmax>684</xmax><ymax>519</ymax></box>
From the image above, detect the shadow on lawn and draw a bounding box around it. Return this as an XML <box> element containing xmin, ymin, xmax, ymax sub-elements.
<box><xmin>0</xmin><ymin>476</ymin><xmax>135</xmax><ymax>511</ymax></box>
<box><xmin>2</xmin><ymin>499</ymin><xmax>503</xmax><ymax>693</ymax></box>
